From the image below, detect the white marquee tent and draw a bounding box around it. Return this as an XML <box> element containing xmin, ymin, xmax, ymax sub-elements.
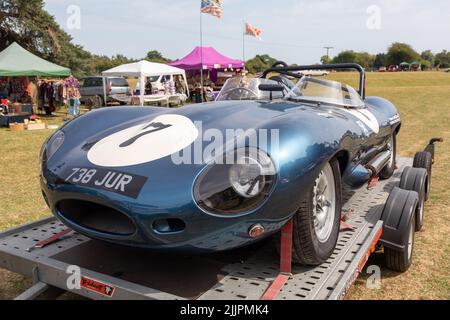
<box><xmin>102</xmin><ymin>60</ymin><xmax>188</xmax><ymax>106</ymax></box>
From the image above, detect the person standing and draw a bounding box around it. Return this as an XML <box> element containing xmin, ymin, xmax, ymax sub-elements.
<box><xmin>175</xmin><ymin>75</ymin><xmax>186</xmax><ymax>95</ymax></box>
<box><xmin>145</xmin><ymin>78</ymin><xmax>153</xmax><ymax>95</ymax></box>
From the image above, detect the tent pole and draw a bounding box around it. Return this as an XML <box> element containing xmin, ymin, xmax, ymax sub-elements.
<box><xmin>183</xmin><ymin>72</ymin><xmax>190</xmax><ymax>97</ymax></box>
<box><xmin>140</xmin><ymin>75</ymin><xmax>145</xmax><ymax>106</ymax></box>
<box><xmin>102</xmin><ymin>76</ymin><xmax>107</xmax><ymax>108</ymax></box>
<box><xmin>200</xmin><ymin>10</ymin><xmax>204</xmax><ymax>103</ymax></box>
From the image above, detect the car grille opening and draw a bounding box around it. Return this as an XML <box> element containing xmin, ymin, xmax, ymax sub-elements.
<box><xmin>57</xmin><ymin>200</ymin><xmax>136</xmax><ymax>236</ymax></box>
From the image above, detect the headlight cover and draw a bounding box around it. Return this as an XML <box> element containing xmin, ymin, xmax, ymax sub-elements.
<box><xmin>45</xmin><ymin>131</ymin><xmax>65</xmax><ymax>161</ymax></box>
<box><xmin>194</xmin><ymin>148</ymin><xmax>277</xmax><ymax>216</ymax></box>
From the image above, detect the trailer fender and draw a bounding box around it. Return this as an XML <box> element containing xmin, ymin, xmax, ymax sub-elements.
<box><xmin>379</xmin><ymin>187</ymin><xmax>419</xmax><ymax>251</ymax></box>
<box><xmin>399</xmin><ymin>167</ymin><xmax>428</xmax><ymax>231</ymax></box>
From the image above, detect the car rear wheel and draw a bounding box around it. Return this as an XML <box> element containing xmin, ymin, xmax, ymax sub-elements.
<box><xmin>379</xmin><ymin>133</ymin><xmax>397</xmax><ymax>180</ymax></box>
<box><xmin>93</xmin><ymin>95</ymin><xmax>105</xmax><ymax>108</ymax></box>
<box><xmin>291</xmin><ymin>159</ymin><xmax>342</xmax><ymax>266</ymax></box>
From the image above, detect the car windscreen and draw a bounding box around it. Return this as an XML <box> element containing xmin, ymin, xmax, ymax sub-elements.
<box><xmin>109</xmin><ymin>78</ymin><xmax>129</xmax><ymax>87</ymax></box>
<box><xmin>216</xmin><ymin>77</ymin><xmax>285</xmax><ymax>101</ymax></box>
<box><xmin>287</xmin><ymin>77</ymin><xmax>364</xmax><ymax>108</ymax></box>
<box><xmin>148</xmin><ymin>76</ymin><xmax>160</xmax><ymax>82</ymax></box>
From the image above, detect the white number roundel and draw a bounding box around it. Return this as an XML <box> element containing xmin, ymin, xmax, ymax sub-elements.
<box><xmin>344</xmin><ymin>108</ymin><xmax>380</xmax><ymax>134</ymax></box>
<box><xmin>88</xmin><ymin>114</ymin><xmax>199</xmax><ymax>167</ymax></box>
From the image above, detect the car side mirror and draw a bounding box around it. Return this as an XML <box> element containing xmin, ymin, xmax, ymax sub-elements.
<box><xmin>258</xmin><ymin>84</ymin><xmax>285</xmax><ymax>101</ymax></box>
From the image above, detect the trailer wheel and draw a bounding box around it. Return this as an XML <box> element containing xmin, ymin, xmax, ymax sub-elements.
<box><xmin>399</xmin><ymin>167</ymin><xmax>428</xmax><ymax>231</ymax></box>
<box><xmin>291</xmin><ymin>159</ymin><xmax>342</xmax><ymax>266</ymax></box>
<box><xmin>385</xmin><ymin>218</ymin><xmax>415</xmax><ymax>272</ymax></box>
<box><xmin>413</xmin><ymin>152</ymin><xmax>433</xmax><ymax>201</ymax></box>
<box><xmin>380</xmin><ymin>187</ymin><xmax>418</xmax><ymax>273</ymax></box>
<box><xmin>379</xmin><ymin>134</ymin><xmax>397</xmax><ymax>180</ymax></box>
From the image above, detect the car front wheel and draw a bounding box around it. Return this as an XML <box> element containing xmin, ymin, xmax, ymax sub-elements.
<box><xmin>292</xmin><ymin>159</ymin><xmax>342</xmax><ymax>266</ymax></box>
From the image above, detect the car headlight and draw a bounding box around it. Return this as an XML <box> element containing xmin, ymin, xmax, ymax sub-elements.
<box><xmin>45</xmin><ymin>131</ymin><xmax>65</xmax><ymax>161</ymax></box>
<box><xmin>194</xmin><ymin>148</ymin><xmax>277</xmax><ymax>216</ymax></box>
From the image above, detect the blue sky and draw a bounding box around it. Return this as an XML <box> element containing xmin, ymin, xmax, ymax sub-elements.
<box><xmin>44</xmin><ymin>0</ymin><xmax>450</xmax><ymax>64</ymax></box>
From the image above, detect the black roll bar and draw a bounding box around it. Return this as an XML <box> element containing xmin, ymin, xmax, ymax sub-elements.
<box><xmin>262</xmin><ymin>62</ymin><xmax>366</xmax><ymax>99</ymax></box>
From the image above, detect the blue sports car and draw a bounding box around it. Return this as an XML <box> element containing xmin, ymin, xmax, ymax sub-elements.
<box><xmin>40</xmin><ymin>63</ymin><xmax>401</xmax><ymax>265</ymax></box>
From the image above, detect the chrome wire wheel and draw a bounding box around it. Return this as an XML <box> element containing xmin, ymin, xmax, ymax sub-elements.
<box><xmin>387</xmin><ymin>135</ymin><xmax>395</xmax><ymax>167</ymax></box>
<box><xmin>313</xmin><ymin>163</ymin><xmax>336</xmax><ymax>243</ymax></box>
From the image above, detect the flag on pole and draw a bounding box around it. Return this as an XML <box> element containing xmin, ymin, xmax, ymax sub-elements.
<box><xmin>245</xmin><ymin>22</ymin><xmax>262</xmax><ymax>39</ymax></box>
<box><xmin>201</xmin><ymin>0</ymin><xmax>223</xmax><ymax>19</ymax></box>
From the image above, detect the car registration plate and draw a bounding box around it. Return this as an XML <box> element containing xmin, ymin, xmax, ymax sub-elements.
<box><xmin>63</xmin><ymin>167</ymin><xmax>148</xmax><ymax>199</ymax></box>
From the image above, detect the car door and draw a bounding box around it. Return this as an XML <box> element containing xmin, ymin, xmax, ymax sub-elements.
<box><xmin>92</xmin><ymin>78</ymin><xmax>104</xmax><ymax>98</ymax></box>
<box><xmin>80</xmin><ymin>78</ymin><xmax>96</xmax><ymax>99</ymax></box>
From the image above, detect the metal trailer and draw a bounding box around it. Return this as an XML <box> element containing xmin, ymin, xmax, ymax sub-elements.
<box><xmin>0</xmin><ymin>158</ymin><xmax>418</xmax><ymax>300</ymax></box>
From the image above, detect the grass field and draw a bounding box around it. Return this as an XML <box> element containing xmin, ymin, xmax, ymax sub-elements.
<box><xmin>0</xmin><ymin>72</ymin><xmax>449</xmax><ymax>300</ymax></box>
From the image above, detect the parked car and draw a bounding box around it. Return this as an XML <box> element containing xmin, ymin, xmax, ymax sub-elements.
<box><xmin>388</xmin><ymin>65</ymin><xmax>398</xmax><ymax>72</ymax></box>
<box><xmin>79</xmin><ymin>76</ymin><xmax>130</xmax><ymax>107</ymax></box>
<box><xmin>40</xmin><ymin>63</ymin><xmax>401</xmax><ymax>266</ymax></box>
<box><xmin>378</xmin><ymin>67</ymin><xmax>387</xmax><ymax>72</ymax></box>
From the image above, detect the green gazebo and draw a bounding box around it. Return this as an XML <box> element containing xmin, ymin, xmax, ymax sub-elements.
<box><xmin>0</xmin><ymin>42</ymin><xmax>71</xmax><ymax>77</ymax></box>
<box><xmin>399</xmin><ymin>62</ymin><xmax>411</xmax><ymax>71</ymax></box>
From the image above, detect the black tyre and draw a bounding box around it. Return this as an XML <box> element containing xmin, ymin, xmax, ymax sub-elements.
<box><xmin>413</xmin><ymin>151</ymin><xmax>432</xmax><ymax>201</ymax></box>
<box><xmin>399</xmin><ymin>167</ymin><xmax>428</xmax><ymax>232</ymax></box>
<box><xmin>94</xmin><ymin>95</ymin><xmax>105</xmax><ymax>108</ymax></box>
<box><xmin>424</xmin><ymin>144</ymin><xmax>435</xmax><ymax>163</ymax></box>
<box><xmin>291</xmin><ymin>159</ymin><xmax>342</xmax><ymax>266</ymax></box>
<box><xmin>379</xmin><ymin>133</ymin><xmax>397</xmax><ymax>180</ymax></box>
<box><xmin>385</xmin><ymin>217</ymin><xmax>415</xmax><ymax>272</ymax></box>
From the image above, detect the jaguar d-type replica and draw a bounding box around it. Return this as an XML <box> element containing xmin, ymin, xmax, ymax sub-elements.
<box><xmin>40</xmin><ymin>63</ymin><xmax>401</xmax><ymax>265</ymax></box>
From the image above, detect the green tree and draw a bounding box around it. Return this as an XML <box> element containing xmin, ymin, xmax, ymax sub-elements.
<box><xmin>331</xmin><ymin>51</ymin><xmax>375</xmax><ymax>68</ymax></box>
<box><xmin>354</xmin><ymin>52</ymin><xmax>375</xmax><ymax>69</ymax></box>
<box><xmin>421</xmin><ymin>50</ymin><xmax>435</xmax><ymax>68</ymax></box>
<box><xmin>320</xmin><ymin>55</ymin><xmax>332</xmax><ymax>64</ymax></box>
<box><xmin>0</xmin><ymin>0</ymin><xmax>94</xmax><ymax>77</ymax></box>
<box><xmin>434</xmin><ymin>50</ymin><xmax>450</xmax><ymax>69</ymax></box>
<box><xmin>386</xmin><ymin>42</ymin><xmax>420</xmax><ymax>66</ymax></box>
<box><xmin>332</xmin><ymin>51</ymin><xmax>358</xmax><ymax>64</ymax></box>
<box><xmin>373</xmin><ymin>53</ymin><xmax>387</xmax><ymax>69</ymax></box>
<box><xmin>146</xmin><ymin>50</ymin><xmax>171</xmax><ymax>63</ymax></box>
<box><xmin>419</xmin><ymin>59</ymin><xmax>431</xmax><ymax>71</ymax></box>
<box><xmin>245</xmin><ymin>54</ymin><xmax>278</xmax><ymax>74</ymax></box>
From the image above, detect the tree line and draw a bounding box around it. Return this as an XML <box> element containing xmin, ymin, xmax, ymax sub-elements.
<box><xmin>319</xmin><ymin>43</ymin><xmax>450</xmax><ymax>71</ymax></box>
<box><xmin>1</xmin><ymin>1</ymin><xmax>449</xmax><ymax>77</ymax></box>
<box><xmin>0</xmin><ymin>0</ymin><xmax>172</xmax><ymax>77</ymax></box>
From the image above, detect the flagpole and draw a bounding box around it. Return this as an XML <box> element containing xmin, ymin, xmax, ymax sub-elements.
<box><xmin>243</xmin><ymin>20</ymin><xmax>246</xmax><ymax>72</ymax></box>
<box><xmin>200</xmin><ymin>10</ymin><xmax>204</xmax><ymax>103</ymax></box>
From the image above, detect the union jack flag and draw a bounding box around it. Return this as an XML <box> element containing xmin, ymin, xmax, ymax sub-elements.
<box><xmin>201</xmin><ymin>0</ymin><xmax>223</xmax><ymax>19</ymax></box>
<box><xmin>245</xmin><ymin>22</ymin><xmax>262</xmax><ymax>39</ymax></box>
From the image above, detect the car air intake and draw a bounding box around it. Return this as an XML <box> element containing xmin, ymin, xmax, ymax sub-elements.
<box><xmin>57</xmin><ymin>200</ymin><xmax>136</xmax><ymax>236</ymax></box>
<box><xmin>153</xmin><ymin>219</ymin><xmax>186</xmax><ymax>234</ymax></box>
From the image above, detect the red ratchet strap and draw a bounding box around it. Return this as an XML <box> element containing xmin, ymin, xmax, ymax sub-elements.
<box><xmin>261</xmin><ymin>219</ymin><xmax>293</xmax><ymax>300</ymax></box>
<box><xmin>27</xmin><ymin>228</ymin><xmax>73</xmax><ymax>252</ymax></box>
<box><xmin>341</xmin><ymin>210</ymin><xmax>355</xmax><ymax>231</ymax></box>
<box><xmin>367</xmin><ymin>176</ymin><xmax>379</xmax><ymax>190</ymax></box>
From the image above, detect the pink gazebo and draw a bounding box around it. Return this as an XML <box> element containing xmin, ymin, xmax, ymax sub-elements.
<box><xmin>170</xmin><ymin>47</ymin><xmax>245</xmax><ymax>71</ymax></box>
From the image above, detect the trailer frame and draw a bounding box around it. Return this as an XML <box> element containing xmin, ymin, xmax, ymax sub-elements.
<box><xmin>0</xmin><ymin>158</ymin><xmax>414</xmax><ymax>300</ymax></box>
